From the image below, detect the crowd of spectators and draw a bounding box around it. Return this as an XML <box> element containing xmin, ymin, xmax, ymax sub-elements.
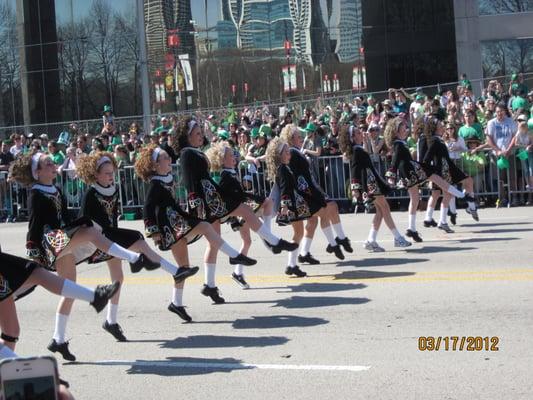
<box><xmin>1</xmin><ymin>73</ymin><xmax>533</xmax><ymax>221</ymax></box>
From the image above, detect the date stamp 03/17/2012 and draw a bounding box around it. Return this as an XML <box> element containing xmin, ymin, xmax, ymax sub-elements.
<box><xmin>418</xmin><ymin>336</ymin><xmax>500</xmax><ymax>351</ymax></box>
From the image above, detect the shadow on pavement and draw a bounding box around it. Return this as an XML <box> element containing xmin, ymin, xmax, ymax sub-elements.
<box><xmin>337</xmin><ymin>258</ymin><xmax>428</xmax><ymax>268</ymax></box>
<box><xmin>232</xmin><ymin>315</ymin><xmax>329</xmax><ymax>329</ymax></box>
<box><xmin>405</xmin><ymin>246</ymin><xmax>476</xmax><ymax>254</ymax></box>
<box><xmin>277</xmin><ymin>282</ymin><xmax>367</xmax><ymax>293</ymax></box>
<box><xmin>160</xmin><ymin>335</ymin><xmax>289</xmax><ymax>349</ymax></box>
<box><xmin>273</xmin><ymin>295</ymin><xmax>370</xmax><ymax>309</ymax></box>
<box><xmin>333</xmin><ymin>270</ymin><xmax>415</xmax><ymax>280</ymax></box>
<box><xmin>460</xmin><ymin>222</ymin><xmax>531</xmax><ymax>228</ymax></box>
<box><xmin>470</xmin><ymin>228</ymin><xmax>532</xmax><ymax>234</ymax></box>
<box><xmin>459</xmin><ymin>237</ymin><xmax>519</xmax><ymax>244</ymax></box>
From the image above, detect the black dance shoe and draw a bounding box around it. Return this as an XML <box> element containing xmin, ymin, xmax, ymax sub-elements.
<box><xmin>47</xmin><ymin>339</ymin><xmax>76</xmax><ymax>362</ymax></box>
<box><xmin>229</xmin><ymin>253</ymin><xmax>257</xmax><ymax>266</ymax></box>
<box><xmin>285</xmin><ymin>266</ymin><xmax>307</xmax><ymax>277</ymax></box>
<box><xmin>102</xmin><ymin>321</ymin><xmax>127</xmax><ymax>342</ymax></box>
<box><xmin>405</xmin><ymin>229</ymin><xmax>423</xmax><ymax>243</ymax></box>
<box><xmin>168</xmin><ymin>303</ymin><xmax>192</xmax><ymax>322</ymax></box>
<box><xmin>423</xmin><ymin>219</ymin><xmax>438</xmax><ymax>228</ymax></box>
<box><xmin>298</xmin><ymin>253</ymin><xmax>320</xmax><ymax>265</ymax></box>
<box><xmin>173</xmin><ymin>266</ymin><xmax>200</xmax><ymax>284</ymax></box>
<box><xmin>201</xmin><ymin>285</ymin><xmax>225</xmax><ymax>304</ymax></box>
<box><xmin>268</xmin><ymin>238</ymin><xmax>299</xmax><ymax>254</ymax></box>
<box><xmin>335</xmin><ymin>237</ymin><xmax>353</xmax><ymax>253</ymax></box>
<box><xmin>90</xmin><ymin>281</ymin><xmax>121</xmax><ymax>313</ymax></box>
<box><xmin>130</xmin><ymin>253</ymin><xmax>160</xmax><ymax>273</ymax></box>
<box><xmin>231</xmin><ymin>273</ymin><xmax>250</xmax><ymax>289</ymax></box>
<box><xmin>326</xmin><ymin>244</ymin><xmax>345</xmax><ymax>260</ymax></box>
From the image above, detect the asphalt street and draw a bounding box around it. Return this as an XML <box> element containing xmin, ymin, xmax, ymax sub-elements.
<box><xmin>2</xmin><ymin>207</ymin><xmax>533</xmax><ymax>400</ymax></box>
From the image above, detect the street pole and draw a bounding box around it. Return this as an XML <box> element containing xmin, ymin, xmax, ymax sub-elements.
<box><xmin>136</xmin><ymin>0</ymin><xmax>151</xmax><ymax>135</ymax></box>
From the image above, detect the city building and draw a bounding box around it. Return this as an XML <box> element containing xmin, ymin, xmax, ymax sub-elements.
<box><xmin>2</xmin><ymin>0</ymin><xmax>532</xmax><ymax>132</ymax></box>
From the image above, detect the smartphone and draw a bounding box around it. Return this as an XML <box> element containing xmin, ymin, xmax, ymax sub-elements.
<box><xmin>0</xmin><ymin>356</ymin><xmax>59</xmax><ymax>400</ymax></box>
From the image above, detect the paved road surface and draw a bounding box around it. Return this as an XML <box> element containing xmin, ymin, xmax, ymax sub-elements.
<box><xmin>3</xmin><ymin>207</ymin><xmax>532</xmax><ymax>399</ymax></box>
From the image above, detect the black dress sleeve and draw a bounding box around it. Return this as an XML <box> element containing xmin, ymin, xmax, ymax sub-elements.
<box><xmin>180</xmin><ymin>148</ymin><xmax>209</xmax><ymax>209</ymax></box>
<box><xmin>143</xmin><ymin>182</ymin><xmax>161</xmax><ymax>237</ymax></box>
<box><xmin>387</xmin><ymin>142</ymin><xmax>402</xmax><ymax>179</ymax></box>
<box><xmin>277</xmin><ymin>165</ymin><xmax>296</xmax><ymax>210</ymax></box>
<box><xmin>80</xmin><ymin>188</ymin><xmax>111</xmax><ymax>229</ymax></box>
<box><xmin>26</xmin><ymin>190</ymin><xmax>47</xmax><ymax>264</ymax></box>
<box><xmin>350</xmin><ymin>149</ymin><xmax>365</xmax><ymax>190</ymax></box>
<box><xmin>219</xmin><ymin>171</ymin><xmax>246</xmax><ymax>203</ymax></box>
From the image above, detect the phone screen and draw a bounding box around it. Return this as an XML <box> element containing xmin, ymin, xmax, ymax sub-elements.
<box><xmin>3</xmin><ymin>376</ymin><xmax>57</xmax><ymax>400</ymax></box>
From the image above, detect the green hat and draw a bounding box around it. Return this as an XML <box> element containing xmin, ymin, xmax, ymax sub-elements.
<box><xmin>103</xmin><ymin>105</ymin><xmax>112</xmax><ymax>112</ymax></box>
<box><xmin>259</xmin><ymin>124</ymin><xmax>272</xmax><ymax>137</ymax></box>
<box><xmin>367</xmin><ymin>94</ymin><xmax>374</xmax><ymax>100</ymax></box>
<box><xmin>416</xmin><ymin>94</ymin><xmax>425</xmax><ymax>101</ymax></box>
<box><xmin>511</xmin><ymin>73</ymin><xmax>518</xmax><ymax>81</ymax></box>
<box><xmin>297</xmin><ymin>127</ymin><xmax>307</xmax><ymax>137</ymax></box>
<box><xmin>304</xmin><ymin>122</ymin><xmax>317</xmax><ymax>133</ymax></box>
<box><xmin>228</xmin><ymin>102</ymin><xmax>234</xmax><ymax>108</ymax></box>
<box><xmin>250</xmin><ymin>127</ymin><xmax>260</xmax><ymax>138</ymax></box>
<box><xmin>111</xmin><ymin>136</ymin><xmax>122</xmax><ymax>145</ymax></box>
<box><xmin>218</xmin><ymin>130</ymin><xmax>229</xmax><ymax>140</ymax></box>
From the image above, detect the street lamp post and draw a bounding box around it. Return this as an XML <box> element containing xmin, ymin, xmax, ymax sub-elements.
<box><xmin>285</xmin><ymin>40</ymin><xmax>292</xmax><ymax>98</ymax></box>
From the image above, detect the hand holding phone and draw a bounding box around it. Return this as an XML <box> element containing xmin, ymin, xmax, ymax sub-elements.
<box><xmin>1</xmin><ymin>356</ymin><xmax>59</xmax><ymax>400</ymax></box>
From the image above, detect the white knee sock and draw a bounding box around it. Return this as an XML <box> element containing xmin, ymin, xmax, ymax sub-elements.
<box><xmin>332</xmin><ymin>222</ymin><xmax>346</xmax><ymax>240</ymax></box>
<box><xmin>299</xmin><ymin>237</ymin><xmax>313</xmax><ymax>256</ymax></box>
<box><xmin>219</xmin><ymin>242</ymin><xmax>239</xmax><ymax>258</ymax></box>
<box><xmin>391</xmin><ymin>228</ymin><xmax>402</xmax><ymax>240</ymax></box>
<box><xmin>288</xmin><ymin>249</ymin><xmax>298</xmax><ymax>267</ymax></box>
<box><xmin>447</xmin><ymin>185</ymin><xmax>464</xmax><ymax>198</ymax></box>
<box><xmin>257</xmin><ymin>223</ymin><xmax>280</xmax><ymax>245</ymax></box>
<box><xmin>172</xmin><ymin>288</ymin><xmax>183</xmax><ymax>307</ymax></box>
<box><xmin>106</xmin><ymin>303</ymin><xmax>119</xmax><ymax>324</ymax></box>
<box><xmin>160</xmin><ymin>258</ymin><xmax>179</xmax><ymax>275</ymax></box>
<box><xmin>408</xmin><ymin>213</ymin><xmax>417</xmax><ymax>232</ymax></box>
<box><xmin>439</xmin><ymin>207</ymin><xmax>448</xmax><ymax>225</ymax></box>
<box><xmin>204</xmin><ymin>263</ymin><xmax>216</xmax><ymax>287</ymax></box>
<box><xmin>107</xmin><ymin>243</ymin><xmax>139</xmax><ymax>263</ymax></box>
<box><xmin>321</xmin><ymin>225</ymin><xmax>337</xmax><ymax>246</ymax></box>
<box><xmin>263</xmin><ymin>214</ymin><xmax>273</xmax><ymax>229</ymax></box>
<box><xmin>53</xmin><ymin>313</ymin><xmax>69</xmax><ymax>344</ymax></box>
<box><xmin>466</xmin><ymin>193</ymin><xmax>476</xmax><ymax>210</ymax></box>
<box><xmin>234</xmin><ymin>264</ymin><xmax>244</xmax><ymax>275</ymax></box>
<box><xmin>425</xmin><ymin>206</ymin><xmax>434</xmax><ymax>221</ymax></box>
<box><xmin>60</xmin><ymin>279</ymin><xmax>94</xmax><ymax>303</ymax></box>
<box><xmin>449</xmin><ymin>197</ymin><xmax>456</xmax><ymax>213</ymax></box>
<box><xmin>0</xmin><ymin>345</ymin><xmax>18</xmax><ymax>359</ymax></box>
<box><xmin>367</xmin><ymin>227</ymin><xmax>378</xmax><ymax>242</ymax></box>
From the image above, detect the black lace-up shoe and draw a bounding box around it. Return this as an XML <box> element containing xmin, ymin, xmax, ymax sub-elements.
<box><xmin>130</xmin><ymin>253</ymin><xmax>160</xmax><ymax>273</ymax></box>
<box><xmin>298</xmin><ymin>253</ymin><xmax>320</xmax><ymax>265</ymax></box>
<box><xmin>173</xmin><ymin>266</ymin><xmax>200</xmax><ymax>284</ymax></box>
<box><xmin>285</xmin><ymin>266</ymin><xmax>307</xmax><ymax>277</ymax></box>
<box><xmin>405</xmin><ymin>229</ymin><xmax>423</xmax><ymax>243</ymax></box>
<box><xmin>168</xmin><ymin>303</ymin><xmax>192</xmax><ymax>322</ymax></box>
<box><xmin>201</xmin><ymin>285</ymin><xmax>225</xmax><ymax>304</ymax></box>
<box><xmin>229</xmin><ymin>253</ymin><xmax>256</xmax><ymax>266</ymax></box>
<box><xmin>326</xmin><ymin>244</ymin><xmax>345</xmax><ymax>260</ymax></box>
<box><xmin>47</xmin><ymin>339</ymin><xmax>76</xmax><ymax>362</ymax></box>
<box><xmin>231</xmin><ymin>273</ymin><xmax>250</xmax><ymax>289</ymax></box>
<box><xmin>102</xmin><ymin>321</ymin><xmax>127</xmax><ymax>342</ymax></box>
<box><xmin>90</xmin><ymin>281</ymin><xmax>120</xmax><ymax>313</ymax></box>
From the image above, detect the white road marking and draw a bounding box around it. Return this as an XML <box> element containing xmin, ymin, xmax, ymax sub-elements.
<box><xmin>92</xmin><ymin>359</ymin><xmax>371</xmax><ymax>372</ymax></box>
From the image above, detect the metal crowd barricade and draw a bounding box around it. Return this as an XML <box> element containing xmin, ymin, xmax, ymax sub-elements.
<box><xmin>2</xmin><ymin>151</ymin><xmax>522</xmax><ymax>220</ymax></box>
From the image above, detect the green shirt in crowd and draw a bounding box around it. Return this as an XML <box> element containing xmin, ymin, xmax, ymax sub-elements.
<box><xmin>50</xmin><ymin>151</ymin><xmax>65</xmax><ymax>165</ymax></box>
<box><xmin>458</xmin><ymin>123</ymin><xmax>484</xmax><ymax>142</ymax></box>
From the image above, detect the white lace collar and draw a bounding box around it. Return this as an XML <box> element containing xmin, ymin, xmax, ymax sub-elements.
<box><xmin>394</xmin><ymin>139</ymin><xmax>407</xmax><ymax>145</ymax></box>
<box><xmin>32</xmin><ymin>183</ymin><xmax>57</xmax><ymax>194</ymax></box>
<box><xmin>151</xmin><ymin>174</ymin><xmax>173</xmax><ymax>184</ymax></box>
<box><xmin>222</xmin><ymin>168</ymin><xmax>236</xmax><ymax>174</ymax></box>
<box><xmin>92</xmin><ymin>183</ymin><xmax>117</xmax><ymax>196</ymax></box>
